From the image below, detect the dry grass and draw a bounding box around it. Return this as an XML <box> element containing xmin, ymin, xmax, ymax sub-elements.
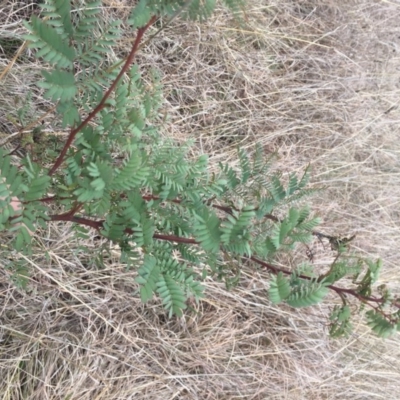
<box><xmin>1</xmin><ymin>0</ymin><xmax>400</xmax><ymax>399</ymax></box>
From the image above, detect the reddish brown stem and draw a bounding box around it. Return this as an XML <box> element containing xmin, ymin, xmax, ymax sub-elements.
<box><xmin>48</xmin><ymin>16</ymin><xmax>157</xmax><ymax>176</ymax></box>
<box><xmin>153</xmin><ymin>233</ymin><xmax>199</xmax><ymax>244</ymax></box>
<box><xmin>48</xmin><ymin>213</ymin><xmax>400</xmax><ymax>312</ymax></box>
<box><xmin>50</xmin><ymin>214</ymin><xmax>102</xmax><ymax>231</ymax></box>
<box><xmin>250</xmin><ymin>255</ymin><xmax>400</xmax><ymax>310</ymax></box>
<box><xmin>141</xmin><ymin>194</ymin><xmax>279</xmax><ymax>221</ymax></box>
<box><xmin>35</xmin><ymin>195</ymin><xmax>73</xmax><ymax>203</ymax></box>
<box><xmin>49</xmin><ymin>214</ymin><xmax>200</xmax><ymax>245</ymax></box>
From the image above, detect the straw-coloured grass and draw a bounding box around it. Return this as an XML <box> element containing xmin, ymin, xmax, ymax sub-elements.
<box><xmin>1</xmin><ymin>0</ymin><xmax>400</xmax><ymax>398</ymax></box>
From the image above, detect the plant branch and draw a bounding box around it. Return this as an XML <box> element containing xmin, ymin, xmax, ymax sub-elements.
<box><xmin>50</xmin><ymin>214</ymin><xmax>102</xmax><ymax>231</ymax></box>
<box><xmin>48</xmin><ymin>16</ymin><xmax>157</xmax><ymax>176</ymax></box>
<box><xmin>249</xmin><ymin>255</ymin><xmax>400</xmax><ymax>310</ymax></box>
<box><xmin>48</xmin><ymin>210</ymin><xmax>399</xmax><ymax>312</ymax></box>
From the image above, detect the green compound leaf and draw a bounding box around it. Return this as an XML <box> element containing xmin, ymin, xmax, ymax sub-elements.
<box><xmin>128</xmin><ymin>0</ymin><xmax>152</xmax><ymax>29</ymax></box>
<box><xmin>366</xmin><ymin>310</ymin><xmax>397</xmax><ymax>338</ymax></box>
<box><xmin>193</xmin><ymin>209</ymin><xmax>221</xmax><ymax>253</ymax></box>
<box><xmin>269</xmin><ymin>272</ymin><xmax>291</xmax><ymax>304</ymax></box>
<box><xmin>329</xmin><ymin>305</ymin><xmax>353</xmax><ymax>338</ymax></box>
<box><xmin>156</xmin><ymin>274</ymin><xmax>187</xmax><ymax>317</ymax></box>
<box><xmin>39</xmin><ymin>70</ymin><xmax>77</xmax><ymax>102</ymax></box>
<box><xmin>24</xmin><ymin>175</ymin><xmax>51</xmax><ymax>202</ymax></box>
<box><xmin>286</xmin><ymin>281</ymin><xmax>329</xmax><ymax>308</ymax></box>
<box><xmin>136</xmin><ymin>255</ymin><xmax>160</xmax><ymax>303</ymax></box>
<box><xmin>25</xmin><ymin>16</ymin><xmax>75</xmax><ymax>68</ymax></box>
<box><xmin>111</xmin><ymin>149</ymin><xmax>150</xmax><ymax>191</ymax></box>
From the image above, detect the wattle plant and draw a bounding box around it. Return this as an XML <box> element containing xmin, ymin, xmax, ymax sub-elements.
<box><xmin>0</xmin><ymin>0</ymin><xmax>399</xmax><ymax>338</ymax></box>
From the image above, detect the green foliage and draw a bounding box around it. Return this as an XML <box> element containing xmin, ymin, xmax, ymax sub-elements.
<box><xmin>40</xmin><ymin>70</ymin><xmax>76</xmax><ymax>102</ymax></box>
<box><xmin>286</xmin><ymin>280</ymin><xmax>329</xmax><ymax>308</ymax></box>
<box><xmin>24</xmin><ymin>16</ymin><xmax>75</xmax><ymax>68</ymax></box>
<box><xmin>129</xmin><ymin>0</ymin><xmax>153</xmax><ymax>29</ymax></box>
<box><xmin>0</xmin><ymin>0</ymin><xmax>398</xmax><ymax>339</ymax></box>
<box><xmin>220</xmin><ymin>206</ymin><xmax>255</xmax><ymax>256</ymax></box>
<box><xmin>157</xmin><ymin>274</ymin><xmax>187</xmax><ymax>317</ymax></box>
<box><xmin>136</xmin><ymin>255</ymin><xmax>160</xmax><ymax>302</ymax></box>
<box><xmin>269</xmin><ymin>272</ymin><xmax>290</xmax><ymax>304</ymax></box>
<box><xmin>193</xmin><ymin>209</ymin><xmax>221</xmax><ymax>253</ymax></box>
<box><xmin>2</xmin><ymin>257</ymin><xmax>30</xmax><ymax>290</ymax></box>
<box><xmin>329</xmin><ymin>305</ymin><xmax>352</xmax><ymax>338</ymax></box>
<box><xmin>366</xmin><ymin>310</ymin><xmax>397</xmax><ymax>339</ymax></box>
<box><xmin>185</xmin><ymin>0</ymin><xmax>217</xmax><ymax>21</ymax></box>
